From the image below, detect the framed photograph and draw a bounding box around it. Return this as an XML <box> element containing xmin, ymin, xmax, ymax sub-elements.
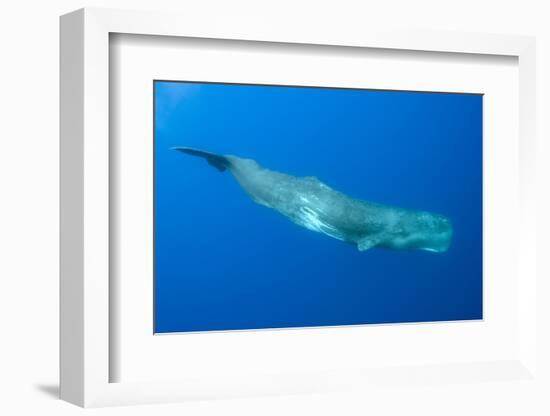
<box><xmin>60</xmin><ymin>8</ymin><xmax>538</xmax><ymax>407</ymax></box>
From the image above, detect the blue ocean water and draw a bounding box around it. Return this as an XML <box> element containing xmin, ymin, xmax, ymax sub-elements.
<box><xmin>154</xmin><ymin>81</ymin><xmax>483</xmax><ymax>333</ymax></box>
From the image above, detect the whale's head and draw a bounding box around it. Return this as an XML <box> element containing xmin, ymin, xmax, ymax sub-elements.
<box><xmin>408</xmin><ymin>212</ymin><xmax>453</xmax><ymax>253</ymax></box>
<box><xmin>388</xmin><ymin>211</ymin><xmax>453</xmax><ymax>253</ymax></box>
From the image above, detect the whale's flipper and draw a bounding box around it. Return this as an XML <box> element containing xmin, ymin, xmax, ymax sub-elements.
<box><xmin>357</xmin><ymin>235</ymin><xmax>385</xmax><ymax>251</ymax></box>
<box><xmin>172</xmin><ymin>147</ymin><xmax>230</xmax><ymax>172</ymax></box>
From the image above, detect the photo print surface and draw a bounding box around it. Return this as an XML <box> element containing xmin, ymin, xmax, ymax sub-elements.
<box><xmin>154</xmin><ymin>81</ymin><xmax>483</xmax><ymax>333</ymax></box>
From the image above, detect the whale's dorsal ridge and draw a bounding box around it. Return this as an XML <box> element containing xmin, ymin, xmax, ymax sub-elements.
<box><xmin>302</xmin><ymin>175</ymin><xmax>331</xmax><ymax>190</ymax></box>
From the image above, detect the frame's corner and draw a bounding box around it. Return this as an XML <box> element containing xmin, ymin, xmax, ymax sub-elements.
<box><xmin>59</xmin><ymin>7</ymin><xmax>85</xmax><ymax>21</ymax></box>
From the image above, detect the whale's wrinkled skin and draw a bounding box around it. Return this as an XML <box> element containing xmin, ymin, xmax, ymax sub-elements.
<box><xmin>173</xmin><ymin>147</ymin><xmax>453</xmax><ymax>253</ymax></box>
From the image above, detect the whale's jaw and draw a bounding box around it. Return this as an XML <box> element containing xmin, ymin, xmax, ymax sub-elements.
<box><xmin>420</xmin><ymin>233</ymin><xmax>452</xmax><ymax>253</ymax></box>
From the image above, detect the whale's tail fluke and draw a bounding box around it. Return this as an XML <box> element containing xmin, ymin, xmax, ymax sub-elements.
<box><xmin>172</xmin><ymin>147</ymin><xmax>230</xmax><ymax>172</ymax></box>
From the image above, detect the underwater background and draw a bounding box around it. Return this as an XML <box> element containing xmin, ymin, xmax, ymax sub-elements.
<box><xmin>154</xmin><ymin>81</ymin><xmax>483</xmax><ymax>333</ymax></box>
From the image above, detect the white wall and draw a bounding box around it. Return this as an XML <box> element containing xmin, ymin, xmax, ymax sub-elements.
<box><xmin>0</xmin><ymin>1</ymin><xmax>548</xmax><ymax>414</ymax></box>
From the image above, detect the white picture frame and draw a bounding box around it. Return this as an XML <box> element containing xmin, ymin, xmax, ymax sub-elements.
<box><xmin>60</xmin><ymin>7</ymin><xmax>538</xmax><ymax>408</ymax></box>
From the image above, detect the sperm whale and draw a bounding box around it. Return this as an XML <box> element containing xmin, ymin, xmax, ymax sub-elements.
<box><xmin>173</xmin><ymin>147</ymin><xmax>453</xmax><ymax>252</ymax></box>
